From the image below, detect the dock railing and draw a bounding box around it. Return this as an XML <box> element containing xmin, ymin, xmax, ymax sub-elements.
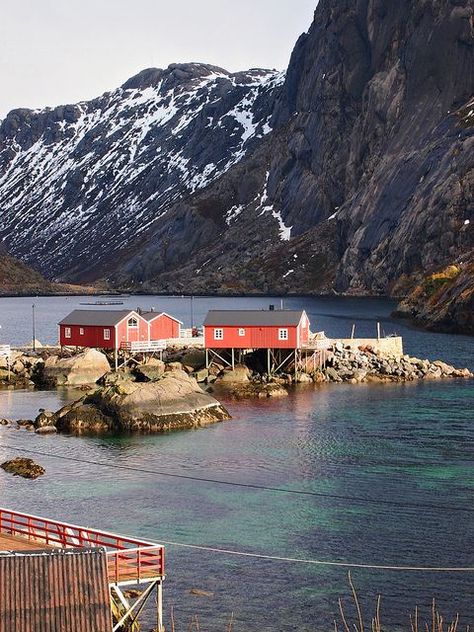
<box><xmin>0</xmin><ymin>508</ymin><xmax>164</xmax><ymax>586</ymax></box>
<box><xmin>120</xmin><ymin>340</ymin><xmax>167</xmax><ymax>353</ymax></box>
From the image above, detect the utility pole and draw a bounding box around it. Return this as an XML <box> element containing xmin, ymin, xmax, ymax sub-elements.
<box><xmin>190</xmin><ymin>295</ymin><xmax>194</xmax><ymax>330</ymax></box>
<box><xmin>32</xmin><ymin>304</ymin><xmax>36</xmax><ymax>351</ymax></box>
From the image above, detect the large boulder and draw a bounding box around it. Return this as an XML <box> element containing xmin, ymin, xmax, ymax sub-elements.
<box><xmin>41</xmin><ymin>349</ymin><xmax>111</xmax><ymax>386</ymax></box>
<box><xmin>134</xmin><ymin>363</ymin><xmax>166</xmax><ymax>382</ymax></box>
<box><xmin>46</xmin><ymin>371</ymin><xmax>230</xmax><ymax>434</ymax></box>
<box><xmin>216</xmin><ymin>365</ymin><xmax>251</xmax><ymax>383</ymax></box>
<box><xmin>88</xmin><ymin>372</ymin><xmax>230</xmax><ymax>432</ymax></box>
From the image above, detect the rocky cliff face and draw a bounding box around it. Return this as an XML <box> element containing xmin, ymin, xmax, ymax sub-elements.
<box><xmin>393</xmin><ymin>255</ymin><xmax>474</xmax><ymax>334</ymax></box>
<box><xmin>111</xmin><ymin>0</ymin><xmax>474</xmax><ymax>299</ymax></box>
<box><xmin>0</xmin><ymin>1</ymin><xmax>473</xmax><ymax>326</ymax></box>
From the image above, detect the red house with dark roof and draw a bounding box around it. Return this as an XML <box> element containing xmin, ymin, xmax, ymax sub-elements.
<box><xmin>203</xmin><ymin>310</ymin><xmax>310</xmax><ymax>350</ymax></box>
<box><xmin>58</xmin><ymin>309</ymin><xmax>182</xmax><ymax>350</ymax></box>
<box><xmin>141</xmin><ymin>311</ymin><xmax>181</xmax><ymax>340</ymax></box>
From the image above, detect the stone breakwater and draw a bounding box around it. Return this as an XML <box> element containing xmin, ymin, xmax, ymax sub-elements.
<box><xmin>317</xmin><ymin>343</ymin><xmax>472</xmax><ymax>384</ymax></box>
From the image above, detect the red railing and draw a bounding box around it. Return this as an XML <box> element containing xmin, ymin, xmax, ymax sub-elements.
<box><xmin>0</xmin><ymin>508</ymin><xmax>164</xmax><ymax>585</ymax></box>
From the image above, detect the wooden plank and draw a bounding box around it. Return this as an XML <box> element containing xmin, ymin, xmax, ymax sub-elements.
<box><xmin>0</xmin><ymin>533</ymin><xmax>55</xmax><ymax>552</ymax></box>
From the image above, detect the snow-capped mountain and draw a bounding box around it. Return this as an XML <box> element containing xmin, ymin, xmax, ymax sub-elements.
<box><xmin>0</xmin><ymin>0</ymin><xmax>473</xmax><ymax>335</ymax></box>
<box><xmin>0</xmin><ymin>63</ymin><xmax>283</xmax><ymax>280</ymax></box>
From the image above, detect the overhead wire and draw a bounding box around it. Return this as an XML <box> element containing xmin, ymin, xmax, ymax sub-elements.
<box><xmin>1</xmin><ymin>443</ymin><xmax>473</xmax><ymax>514</ymax></box>
<box><xmin>1</xmin><ymin>443</ymin><xmax>473</xmax><ymax>573</ymax></box>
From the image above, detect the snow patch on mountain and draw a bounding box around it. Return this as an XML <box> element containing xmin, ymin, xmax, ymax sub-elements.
<box><xmin>0</xmin><ymin>63</ymin><xmax>282</xmax><ymax>278</ymax></box>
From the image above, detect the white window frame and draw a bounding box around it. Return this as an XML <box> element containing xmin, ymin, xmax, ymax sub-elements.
<box><xmin>278</xmin><ymin>328</ymin><xmax>289</xmax><ymax>341</ymax></box>
<box><xmin>214</xmin><ymin>328</ymin><xmax>224</xmax><ymax>340</ymax></box>
<box><xmin>103</xmin><ymin>328</ymin><xmax>111</xmax><ymax>340</ymax></box>
<box><xmin>238</xmin><ymin>328</ymin><xmax>245</xmax><ymax>337</ymax></box>
<box><xmin>65</xmin><ymin>327</ymin><xmax>71</xmax><ymax>339</ymax></box>
<box><xmin>127</xmin><ymin>317</ymin><xmax>138</xmax><ymax>328</ymax></box>
<box><xmin>79</xmin><ymin>327</ymin><xmax>84</xmax><ymax>336</ymax></box>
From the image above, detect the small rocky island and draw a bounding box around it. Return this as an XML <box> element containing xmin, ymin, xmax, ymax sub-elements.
<box><xmin>38</xmin><ymin>369</ymin><xmax>230</xmax><ymax>434</ymax></box>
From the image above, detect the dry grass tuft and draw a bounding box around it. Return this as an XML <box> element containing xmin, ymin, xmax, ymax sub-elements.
<box><xmin>336</xmin><ymin>573</ymin><xmax>468</xmax><ymax>632</ymax></box>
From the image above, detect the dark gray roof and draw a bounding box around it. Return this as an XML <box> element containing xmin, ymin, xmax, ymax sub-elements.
<box><xmin>58</xmin><ymin>309</ymin><xmax>135</xmax><ymax>326</ymax></box>
<box><xmin>140</xmin><ymin>311</ymin><xmax>182</xmax><ymax>323</ymax></box>
<box><xmin>203</xmin><ymin>310</ymin><xmax>306</xmax><ymax>327</ymax></box>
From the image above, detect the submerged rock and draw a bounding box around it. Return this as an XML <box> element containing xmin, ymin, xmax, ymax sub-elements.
<box><xmin>1</xmin><ymin>457</ymin><xmax>45</xmax><ymax>479</ymax></box>
<box><xmin>189</xmin><ymin>588</ymin><xmax>214</xmax><ymax>598</ymax></box>
<box><xmin>35</xmin><ymin>425</ymin><xmax>57</xmax><ymax>435</ymax></box>
<box><xmin>221</xmin><ymin>381</ymin><xmax>289</xmax><ymax>399</ymax></box>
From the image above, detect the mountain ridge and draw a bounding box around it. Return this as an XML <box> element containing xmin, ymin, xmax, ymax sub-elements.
<box><xmin>0</xmin><ymin>0</ymin><xmax>473</xmax><ymax>332</ymax></box>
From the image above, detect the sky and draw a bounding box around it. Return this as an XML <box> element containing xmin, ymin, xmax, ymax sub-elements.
<box><xmin>0</xmin><ymin>0</ymin><xmax>316</xmax><ymax>118</ymax></box>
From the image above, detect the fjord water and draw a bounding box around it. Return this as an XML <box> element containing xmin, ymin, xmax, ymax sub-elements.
<box><xmin>0</xmin><ymin>295</ymin><xmax>473</xmax><ymax>631</ymax></box>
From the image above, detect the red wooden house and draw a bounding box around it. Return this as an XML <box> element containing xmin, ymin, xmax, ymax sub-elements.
<box><xmin>59</xmin><ymin>309</ymin><xmax>181</xmax><ymax>350</ymax></box>
<box><xmin>203</xmin><ymin>309</ymin><xmax>310</xmax><ymax>350</ymax></box>
<box><xmin>142</xmin><ymin>311</ymin><xmax>181</xmax><ymax>340</ymax></box>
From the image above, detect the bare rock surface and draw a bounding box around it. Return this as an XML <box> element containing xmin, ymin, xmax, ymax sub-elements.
<box><xmin>41</xmin><ymin>371</ymin><xmax>230</xmax><ymax>434</ymax></box>
<box><xmin>41</xmin><ymin>349</ymin><xmax>111</xmax><ymax>386</ymax></box>
<box><xmin>1</xmin><ymin>457</ymin><xmax>45</xmax><ymax>479</ymax></box>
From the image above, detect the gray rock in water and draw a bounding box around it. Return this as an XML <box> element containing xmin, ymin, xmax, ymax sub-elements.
<box><xmin>48</xmin><ymin>372</ymin><xmax>230</xmax><ymax>434</ymax></box>
<box><xmin>35</xmin><ymin>425</ymin><xmax>57</xmax><ymax>435</ymax></box>
<box><xmin>1</xmin><ymin>457</ymin><xmax>45</xmax><ymax>479</ymax></box>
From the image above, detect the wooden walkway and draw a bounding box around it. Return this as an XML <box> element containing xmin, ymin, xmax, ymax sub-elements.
<box><xmin>0</xmin><ymin>533</ymin><xmax>54</xmax><ymax>552</ymax></box>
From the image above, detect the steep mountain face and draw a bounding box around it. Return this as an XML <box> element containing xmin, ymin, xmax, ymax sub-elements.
<box><xmin>393</xmin><ymin>255</ymin><xmax>474</xmax><ymax>334</ymax></box>
<box><xmin>112</xmin><ymin>0</ymin><xmax>474</xmax><ymax>298</ymax></box>
<box><xmin>0</xmin><ymin>0</ymin><xmax>473</xmax><ymax>324</ymax></box>
<box><xmin>0</xmin><ymin>64</ymin><xmax>282</xmax><ymax>280</ymax></box>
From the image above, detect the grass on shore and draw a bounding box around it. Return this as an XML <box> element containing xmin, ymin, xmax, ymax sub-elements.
<box><xmin>336</xmin><ymin>573</ymin><xmax>467</xmax><ymax>632</ymax></box>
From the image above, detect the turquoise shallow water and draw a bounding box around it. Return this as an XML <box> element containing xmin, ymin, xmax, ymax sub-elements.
<box><xmin>0</xmin><ymin>295</ymin><xmax>473</xmax><ymax>631</ymax></box>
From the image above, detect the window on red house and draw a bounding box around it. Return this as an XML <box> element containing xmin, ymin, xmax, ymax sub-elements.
<box><xmin>104</xmin><ymin>329</ymin><xmax>111</xmax><ymax>340</ymax></box>
<box><xmin>65</xmin><ymin>327</ymin><xmax>71</xmax><ymax>338</ymax></box>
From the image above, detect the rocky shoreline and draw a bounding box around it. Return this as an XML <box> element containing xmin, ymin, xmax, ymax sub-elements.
<box><xmin>0</xmin><ymin>342</ymin><xmax>471</xmax><ymax>436</ymax></box>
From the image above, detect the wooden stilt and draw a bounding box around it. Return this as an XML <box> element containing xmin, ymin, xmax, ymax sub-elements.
<box><xmin>231</xmin><ymin>348</ymin><xmax>235</xmax><ymax>370</ymax></box>
<box><xmin>267</xmin><ymin>348</ymin><xmax>271</xmax><ymax>376</ymax></box>
<box><xmin>114</xmin><ymin>349</ymin><xmax>118</xmax><ymax>372</ymax></box>
<box><xmin>157</xmin><ymin>581</ymin><xmax>164</xmax><ymax>632</ymax></box>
